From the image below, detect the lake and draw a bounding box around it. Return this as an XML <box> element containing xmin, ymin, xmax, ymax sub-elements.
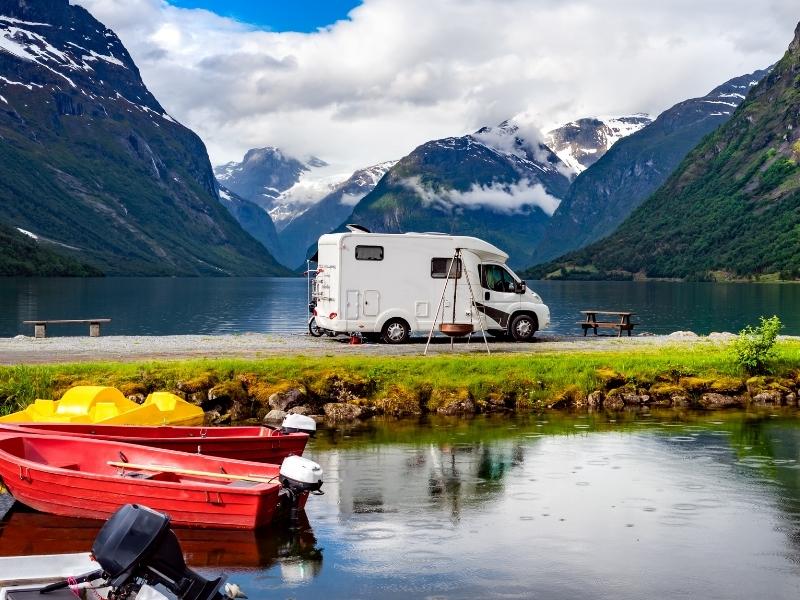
<box><xmin>1</xmin><ymin>277</ymin><xmax>799</xmax><ymax>337</ymax></box>
<box><xmin>2</xmin><ymin>411</ymin><xmax>800</xmax><ymax>599</ymax></box>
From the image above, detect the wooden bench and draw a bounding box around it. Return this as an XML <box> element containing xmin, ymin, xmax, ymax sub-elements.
<box><xmin>23</xmin><ymin>319</ymin><xmax>111</xmax><ymax>339</ymax></box>
<box><xmin>578</xmin><ymin>311</ymin><xmax>637</xmax><ymax>337</ymax></box>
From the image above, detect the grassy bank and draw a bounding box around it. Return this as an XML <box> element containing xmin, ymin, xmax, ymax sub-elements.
<box><xmin>2</xmin><ymin>341</ymin><xmax>800</xmax><ymax>419</ymax></box>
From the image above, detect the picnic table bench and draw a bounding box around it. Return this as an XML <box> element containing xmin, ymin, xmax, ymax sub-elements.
<box><xmin>578</xmin><ymin>311</ymin><xmax>637</xmax><ymax>337</ymax></box>
<box><xmin>23</xmin><ymin>319</ymin><xmax>111</xmax><ymax>339</ymax></box>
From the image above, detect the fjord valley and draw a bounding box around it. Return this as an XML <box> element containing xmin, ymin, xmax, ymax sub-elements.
<box><xmin>0</xmin><ymin>0</ymin><xmax>288</xmax><ymax>276</ymax></box>
<box><xmin>532</xmin><ymin>23</ymin><xmax>800</xmax><ymax>281</ymax></box>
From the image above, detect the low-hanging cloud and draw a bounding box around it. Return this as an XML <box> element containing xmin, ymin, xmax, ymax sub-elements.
<box><xmin>75</xmin><ymin>0</ymin><xmax>797</xmax><ymax>173</ymax></box>
<box><xmin>402</xmin><ymin>176</ymin><xmax>561</xmax><ymax>216</ymax></box>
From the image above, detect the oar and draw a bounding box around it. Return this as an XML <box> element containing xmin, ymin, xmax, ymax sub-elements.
<box><xmin>107</xmin><ymin>461</ymin><xmax>276</xmax><ymax>484</ymax></box>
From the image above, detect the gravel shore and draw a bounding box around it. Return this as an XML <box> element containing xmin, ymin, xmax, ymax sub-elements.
<box><xmin>0</xmin><ymin>331</ymin><xmax>752</xmax><ymax>365</ymax></box>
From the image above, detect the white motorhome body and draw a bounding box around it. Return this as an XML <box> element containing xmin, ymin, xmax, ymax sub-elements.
<box><xmin>311</xmin><ymin>232</ymin><xmax>550</xmax><ymax>343</ymax></box>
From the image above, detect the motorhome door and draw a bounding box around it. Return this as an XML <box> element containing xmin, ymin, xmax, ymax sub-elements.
<box><xmin>363</xmin><ymin>290</ymin><xmax>380</xmax><ymax>317</ymax></box>
<box><xmin>346</xmin><ymin>290</ymin><xmax>360</xmax><ymax>320</ymax></box>
<box><xmin>477</xmin><ymin>264</ymin><xmax>521</xmax><ymax>330</ymax></box>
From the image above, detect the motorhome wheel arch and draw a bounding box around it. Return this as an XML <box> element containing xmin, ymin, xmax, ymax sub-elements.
<box><xmin>311</xmin><ymin>232</ymin><xmax>550</xmax><ymax>343</ymax></box>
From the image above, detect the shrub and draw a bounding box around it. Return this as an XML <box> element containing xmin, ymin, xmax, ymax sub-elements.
<box><xmin>732</xmin><ymin>316</ymin><xmax>782</xmax><ymax>374</ymax></box>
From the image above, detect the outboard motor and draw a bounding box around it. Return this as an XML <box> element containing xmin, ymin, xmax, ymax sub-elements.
<box><xmin>39</xmin><ymin>504</ymin><xmax>241</xmax><ymax>600</ymax></box>
<box><xmin>281</xmin><ymin>414</ymin><xmax>317</xmax><ymax>436</ymax></box>
<box><xmin>279</xmin><ymin>455</ymin><xmax>324</xmax><ymax>525</ymax></box>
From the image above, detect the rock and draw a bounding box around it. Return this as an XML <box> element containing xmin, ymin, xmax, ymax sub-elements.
<box><xmin>375</xmin><ymin>385</ymin><xmax>422</xmax><ymax>416</ymax></box>
<box><xmin>587</xmin><ymin>391</ymin><xmax>604</xmax><ymax>407</ymax></box>
<box><xmin>596</xmin><ymin>368</ymin><xmax>625</xmax><ymax>390</ymax></box>
<box><xmin>205</xmin><ymin>410</ymin><xmax>231</xmax><ymax>425</ymax></box>
<box><xmin>549</xmin><ymin>386</ymin><xmax>586</xmax><ymax>409</ymax></box>
<box><xmin>323</xmin><ymin>403</ymin><xmax>363</xmax><ymax>421</ymax></box>
<box><xmin>671</xmin><ymin>394</ymin><xmax>691</xmax><ymax>407</ymax></box>
<box><xmin>287</xmin><ymin>405</ymin><xmax>312</xmax><ymax>416</ymax></box>
<box><xmin>428</xmin><ymin>388</ymin><xmax>476</xmax><ymax>415</ymax></box>
<box><xmin>699</xmin><ymin>393</ymin><xmax>743</xmax><ymax>409</ymax></box>
<box><xmin>119</xmin><ymin>382</ymin><xmax>148</xmax><ymax>397</ymax></box>
<box><xmin>679</xmin><ymin>377</ymin><xmax>714</xmax><ymax>393</ymax></box>
<box><xmin>751</xmin><ymin>390</ymin><xmax>783</xmax><ymax>405</ymax></box>
<box><xmin>188</xmin><ymin>391</ymin><xmax>208</xmax><ymax>406</ymax></box>
<box><xmin>268</xmin><ymin>388</ymin><xmax>308</xmax><ymax>412</ymax></box>
<box><xmin>316</xmin><ymin>373</ymin><xmax>375</xmax><ymax>403</ymax></box>
<box><xmin>126</xmin><ymin>393</ymin><xmax>146</xmax><ymax>404</ymax></box>
<box><xmin>605</xmin><ymin>385</ymin><xmax>644</xmax><ymax>407</ymax></box>
<box><xmin>708</xmin><ymin>332</ymin><xmax>737</xmax><ymax>341</ymax></box>
<box><xmin>709</xmin><ymin>377</ymin><xmax>745</xmax><ymax>394</ymax></box>
<box><xmin>177</xmin><ymin>373</ymin><xmax>219</xmax><ymax>395</ymax></box>
<box><xmin>786</xmin><ymin>393</ymin><xmax>797</xmax><ymax>407</ymax></box>
<box><xmin>603</xmin><ymin>395</ymin><xmax>625</xmax><ymax>410</ymax></box>
<box><xmin>263</xmin><ymin>409</ymin><xmax>287</xmax><ymax>422</ymax></box>
<box><xmin>668</xmin><ymin>331</ymin><xmax>699</xmax><ymax>338</ymax></box>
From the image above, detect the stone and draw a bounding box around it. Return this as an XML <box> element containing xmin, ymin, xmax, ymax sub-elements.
<box><xmin>208</xmin><ymin>380</ymin><xmax>250</xmax><ymax>420</ymax></box>
<box><xmin>205</xmin><ymin>410</ymin><xmax>231</xmax><ymax>425</ymax></box>
<box><xmin>699</xmin><ymin>393</ymin><xmax>743</xmax><ymax>409</ymax></box>
<box><xmin>177</xmin><ymin>373</ymin><xmax>219</xmax><ymax>394</ymax></box>
<box><xmin>709</xmin><ymin>377</ymin><xmax>745</xmax><ymax>394</ymax></box>
<box><xmin>708</xmin><ymin>332</ymin><xmax>737</xmax><ymax>341</ymax></box>
<box><xmin>268</xmin><ymin>388</ymin><xmax>308</xmax><ymax>412</ymax></box>
<box><xmin>375</xmin><ymin>385</ymin><xmax>422</xmax><ymax>416</ymax></box>
<box><xmin>751</xmin><ymin>390</ymin><xmax>783</xmax><ymax>405</ymax></box>
<box><xmin>263</xmin><ymin>409</ymin><xmax>287</xmax><ymax>422</ymax></box>
<box><xmin>126</xmin><ymin>393</ymin><xmax>146</xmax><ymax>404</ymax></box>
<box><xmin>786</xmin><ymin>393</ymin><xmax>798</xmax><ymax>407</ymax></box>
<box><xmin>670</xmin><ymin>394</ymin><xmax>691</xmax><ymax>407</ymax></box>
<box><xmin>603</xmin><ymin>395</ymin><xmax>625</xmax><ymax>410</ymax></box>
<box><xmin>679</xmin><ymin>377</ymin><xmax>714</xmax><ymax>393</ymax></box>
<box><xmin>188</xmin><ymin>391</ymin><xmax>207</xmax><ymax>405</ymax></box>
<box><xmin>288</xmin><ymin>405</ymin><xmax>313</xmax><ymax>416</ymax></box>
<box><xmin>668</xmin><ymin>331</ymin><xmax>699</xmax><ymax>338</ymax></box>
<box><xmin>587</xmin><ymin>391</ymin><xmax>604</xmax><ymax>407</ymax></box>
<box><xmin>323</xmin><ymin>403</ymin><xmax>363</xmax><ymax>421</ymax></box>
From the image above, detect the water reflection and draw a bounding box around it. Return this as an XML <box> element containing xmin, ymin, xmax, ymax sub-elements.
<box><xmin>0</xmin><ymin>507</ymin><xmax>323</xmax><ymax>579</ymax></box>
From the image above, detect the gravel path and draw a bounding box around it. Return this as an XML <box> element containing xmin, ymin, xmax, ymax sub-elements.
<box><xmin>0</xmin><ymin>331</ymin><xmax>749</xmax><ymax>365</ymax></box>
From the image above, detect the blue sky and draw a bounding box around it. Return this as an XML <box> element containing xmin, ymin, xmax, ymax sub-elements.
<box><xmin>167</xmin><ymin>0</ymin><xmax>362</xmax><ymax>31</ymax></box>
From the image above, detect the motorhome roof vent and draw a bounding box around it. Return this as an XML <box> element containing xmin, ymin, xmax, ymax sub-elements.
<box><xmin>346</xmin><ymin>224</ymin><xmax>371</xmax><ymax>233</ymax></box>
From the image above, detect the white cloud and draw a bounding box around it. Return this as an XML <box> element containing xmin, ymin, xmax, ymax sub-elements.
<box><xmin>402</xmin><ymin>176</ymin><xmax>561</xmax><ymax>216</ymax></box>
<box><xmin>74</xmin><ymin>0</ymin><xmax>796</xmax><ymax>172</ymax></box>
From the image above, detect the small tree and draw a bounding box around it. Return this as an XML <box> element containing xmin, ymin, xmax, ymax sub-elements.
<box><xmin>732</xmin><ymin>316</ymin><xmax>782</xmax><ymax>374</ymax></box>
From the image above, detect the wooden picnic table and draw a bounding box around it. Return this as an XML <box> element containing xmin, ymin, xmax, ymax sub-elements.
<box><xmin>578</xmin><ymin>310</ymin><xmax>637</xmax><ymax>337</ymax></box>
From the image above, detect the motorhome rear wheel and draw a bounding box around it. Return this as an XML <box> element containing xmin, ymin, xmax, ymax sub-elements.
<box><xmin>381</xmin><ymin>318</ymin><xmax>410</xmax><ymax>344</ymax></box>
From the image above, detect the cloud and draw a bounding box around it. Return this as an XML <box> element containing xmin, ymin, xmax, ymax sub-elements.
<box><xmin>401</xmin><ymin>176</ymin><xmax>561</xmax><ymax>216</ymax></box>
<box><xmin>74</xmin><ymin>0</ymin><xmax>797</xmax><ymax>173</ymax></box>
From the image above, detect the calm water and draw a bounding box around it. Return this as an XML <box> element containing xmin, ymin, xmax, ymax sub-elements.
<box><xmin>1</xmin><ymin>277</ymin><xmax>800</xmax><ymax>337</ymax></box>
<box><xmin>2</xmin><ymin>412</ymin><xmax>800</xmax><ymax>599</ymax></box>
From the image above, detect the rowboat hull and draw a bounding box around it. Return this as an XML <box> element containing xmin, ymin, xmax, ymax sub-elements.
<box><xmin>0</xmin><ymin>434</ymin><xmax>308</xmax><ymax>530</ymax></box>
<box><xmin>0</xmin><ymin>424</ymin><xmax>308</xmax><ymax>463</ymax></box>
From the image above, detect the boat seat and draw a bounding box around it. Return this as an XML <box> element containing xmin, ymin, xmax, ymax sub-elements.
<box><xmin>120</xmin><ymin>470</ymin><xmax>179</xmax><ymax>482</ymax></box>
<box><xmin>227</xmin><ymin>480</ymin><xmax>261</xmax><ymax>488</ymax></box>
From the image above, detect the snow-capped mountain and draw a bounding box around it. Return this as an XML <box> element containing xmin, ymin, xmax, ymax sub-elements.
<box><xmin>214</xmin><ymin>147</ymin><xmax>346</xmax><ymax>229</ymax></box>
<box><xmin>531</xmin><ymin>68</ymin><xmax>770</xmax><ymax>265</ymax></box>
<box><xmin>341</xmin><ymin>120</ymin><xmax>572</xmax><ymax>268</ymax></box>
<box><xmin>0</xmin><ymin>0</ymin><xmax>287</xmax><ymax>275</ymax></box>
<box><xmin>277</xmin><ymin>160</ymin><xmax>396</xmax><ymax>267</ymax></box>
<box><xmin>545</xmin><ymin>115</ymin><xmax>652</xmax><ymax>174</ymax></box>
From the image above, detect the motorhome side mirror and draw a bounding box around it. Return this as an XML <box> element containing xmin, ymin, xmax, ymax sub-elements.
<box><xmin>515</xmin><ymin>281</ymin><xmax>526</xmax><ymax>294</ymax></box>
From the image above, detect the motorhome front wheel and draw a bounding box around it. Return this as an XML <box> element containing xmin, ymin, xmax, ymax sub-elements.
<box><xmin>510</xmin><ymin>314</ymin><xmax>537</xmax><ymax>342</ymax></box>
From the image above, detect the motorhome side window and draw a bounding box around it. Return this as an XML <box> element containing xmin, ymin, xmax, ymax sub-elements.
<box><xmin>355</xmin><ymin>245</ymin><xmax>384</xmax><ymax>261</ymax></box>
<box><xmin>431</xmin><ymin>257</ymin><xmax>462</xmax><ymax>279</ymax></box>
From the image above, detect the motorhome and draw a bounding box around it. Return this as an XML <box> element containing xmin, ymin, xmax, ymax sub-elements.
<box><xmin>310</xmin><ymin>229</ymin><xmax>550</xmax><ymax>343</ymax></box>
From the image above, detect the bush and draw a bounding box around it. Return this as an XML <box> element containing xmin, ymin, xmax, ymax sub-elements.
<box><xmin>732</xmin><ymin>316</ymin><xmax>782</xmax><ymax>374</ymax></box>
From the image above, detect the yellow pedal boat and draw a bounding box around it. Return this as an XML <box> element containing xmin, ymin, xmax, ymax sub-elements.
<box><xmin>0</xmin><ymin>386</ymin><xmax>204</xmax><ymax>426</ymax></box>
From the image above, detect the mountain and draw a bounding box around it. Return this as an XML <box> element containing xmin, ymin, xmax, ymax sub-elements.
<box><xmin>531</xmin><ymin>68</ymin><xmax>769</xmax><ymax>265</ymax></box>
<box><xmin>0</xmin><ymin>0</ymin><xmax>289</xmax><ymax>276</ymax></box>
<box><xmin>545</xmin><ymin>115</ymin><xmax>652</xmax><ymax>174</ymax></box>
<box><xmin>529</xmin><ymin>24</ymin><xmax>800</xmax><ymax>281</ymax></box>
<box><xmin>339</xmin><ymin>122</ymin><xmax>571</xmax><ymax>269</ymax></box>
<box><xmin>276</xmin><ymin>160</ymin><xmax>396</xmax><ymax>268</ymax></box>
<box><xmin>214</xmin><ymin>147</ymin><xmax>338</xmax><ymax>229</ymax></box>
<box><xmin>217</xmin><ymin>184</ymin><xmax>281</xmax><ymax>260</ymax></box>
<box><xmin>0</xmin><ymin>222</ymin><xmax>101</xmax><ymax>276</ymax></box>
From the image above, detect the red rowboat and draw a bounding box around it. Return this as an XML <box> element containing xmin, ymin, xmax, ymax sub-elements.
<box><xmin>0</xmin><ymin>423</ymin><xmax>308</xmax><ymax>463</ymax></box>
<box><xmin>0</xmin><ymin>433</ymin><xmax>316</xmax><ymax>530</ymax></box>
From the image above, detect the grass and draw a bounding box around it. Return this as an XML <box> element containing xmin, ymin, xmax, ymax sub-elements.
<box><xmin>3</xmin><ymin>341</ymin><xmax>800</xmax><ymax>415</ymax></box>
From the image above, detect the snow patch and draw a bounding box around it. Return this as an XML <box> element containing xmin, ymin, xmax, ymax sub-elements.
<box><xmin>16</xmin><ymin>227</ymin><xmax>38</xmax><ymax>240</ymax></box>
<box><xmin>0</xmin><ymin>94</ymin><xmax>6</xmax><ymax>104</ymax></box>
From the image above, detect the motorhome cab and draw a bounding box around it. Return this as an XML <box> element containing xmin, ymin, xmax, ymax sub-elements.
<box><xmin>311</xmin><ymin>230</ymin><xmax>550</xmax><ymax>343</ymax></box>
